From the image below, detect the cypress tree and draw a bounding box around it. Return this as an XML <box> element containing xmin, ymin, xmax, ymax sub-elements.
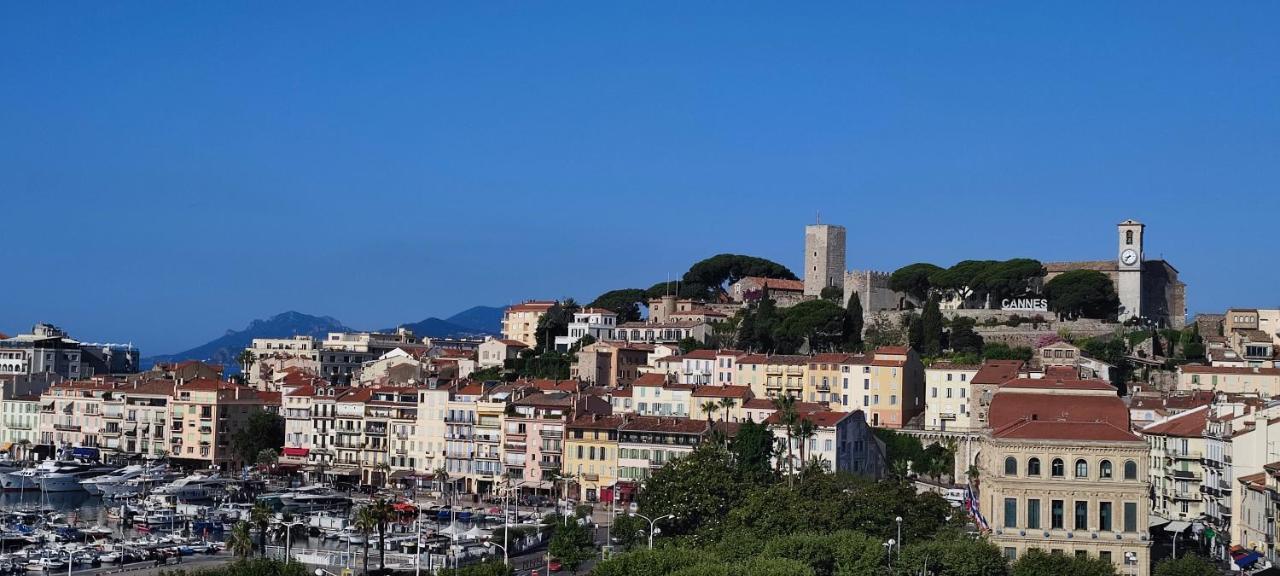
<box><xmin>844</xmin><ymin>292</ymin><xmax>864</xmax><ymax>352</ymax></box>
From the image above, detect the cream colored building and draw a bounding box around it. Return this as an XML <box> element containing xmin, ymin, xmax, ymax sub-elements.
<box><xmin>1177</xmin><ymin>365</ymin><xmax>1280</xmax><ymax>395</ymax></box>
<box><xmin>502</xmin><ymin>301</ymin><xmax>557</xmax><ymax>348</ymax></box>
<box><xmin>170</xmin><ymin>379</ymin><xmax>276</xmax><ymax>469</ymax></box>
<box><xmin>924</xmin><ymin>361</ymin><xmax>980</xmax><ymax>431</ymax></box>
<box><xmin>1140</xmin><ymin>405</ymin><xmax>1208</xmax><ymax>522</ymax></box>
<box><xmin>478</xmin><ymin>337</ymin><xmax>528</xmax><ymax>369</ymax></box>
<box><xmin>979</xmin><ymin>376</ymin><xmax>1151</xmax><ymax>574</ymax></box>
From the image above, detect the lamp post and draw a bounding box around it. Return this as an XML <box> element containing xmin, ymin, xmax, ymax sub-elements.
<box><xmin>485</xmin><ymin>541</ymin><xmax>508</xmax><ymax>566</ymax></box>
<box><xmin>629</xmin><ymin>511</ymin><xmax>674</xmax><ymax>550</ymax></box>
<box><xmin>895</xmin><ymin>516</ymin><xmax>903</xmax><ymax>560</ymax></box>
<box><xmin>884</xmin><ymin>539</ymin><xmax>895</xmax><ymax>570</ymax></box>
<box><xmin>279</xmin><ymin>520</ymin><xmax>306</xmax><ymax>563</ymax></box>
<box><xmin>503</xmin><ymin>479</ymin><xmax>526</xmax><ymax>568</ymax></box>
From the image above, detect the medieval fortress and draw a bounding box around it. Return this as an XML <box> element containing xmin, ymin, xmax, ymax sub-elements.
<box><xmin>802</xmin><ymin>219</ymin><xmax>1187</xmax><ymax>331</ymax></box>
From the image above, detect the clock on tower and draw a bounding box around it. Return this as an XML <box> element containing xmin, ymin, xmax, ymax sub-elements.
<box><xmin>1117</xmin><ymin>220</ymin><xmax>1145</xmax><ymax>321</ymax></box>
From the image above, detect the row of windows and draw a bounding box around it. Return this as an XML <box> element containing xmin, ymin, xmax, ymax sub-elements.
<box><xmin>1002</xmin><ymin>498</ymin><xmax>1139</xmax><ymax>533</ymax></box>
<box><xmin>1004</xmin><ymin>457</ymin><xmax>1138</xmax><ymax>481</ymax></box>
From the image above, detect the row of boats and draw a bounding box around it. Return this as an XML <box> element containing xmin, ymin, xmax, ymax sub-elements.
<box><xmin>0</xmin><ymin>460</ymin><xmax>189</xmax><ymax>497</ymax></box>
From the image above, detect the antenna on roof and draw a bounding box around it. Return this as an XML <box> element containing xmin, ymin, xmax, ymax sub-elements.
<box><xmin>816</xmin><ymin>211</ymin><xmax>821</xmax><ymax>225</ymax></box>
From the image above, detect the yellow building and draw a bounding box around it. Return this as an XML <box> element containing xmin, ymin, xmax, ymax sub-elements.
<box><xmin>171</xmin><ymin>379</ymin><xmax>277</xmax><ymax>469</ymax></box>
<box><xmin>738</xmin><ymin>355</ymin><xmax>807</xmax><ymax>400</ymax></box>
<box><xmin>501</xmin><ymin>301</ymin><xmax>557</xmax><ymax>348</ymax></box>
<box><xmin>804</xmin><ymin>353</ymin><xmax>849</xmax><ymax>406</ymax></box>
<box><xmin>565</xmin><ymin>414</ymin><xmax>625</xmax><ymax>502</ymax></box>
<box><xmin>690</xmin><ymin>386</ymin><xmax>753</xmax><ymax>422</ymax></box>
<box><xmin>979</xmin><ymin>376</ymin><xmax>1151</xmax><ymax>575</ymax></box>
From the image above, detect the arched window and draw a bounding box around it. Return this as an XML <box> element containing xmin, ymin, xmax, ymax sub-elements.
<box><xmin>1124</xmin><ymin>460</ymin><xmax>1138</xmax><ymax>480</ymax></box>
<box><xmin>1051</xmin><ymin>458</ymin><xmax>1064</xmax><ymax>478</ymax></box>
<box><xmin>1100</xmin><ymin>460</ymin><xmax>1113</xmax><ymax>479</ymax></box>
<box><xmin>1027</xmin><ymin>457</ymin><xmax>1041</xmax><ymax>476</ymax></box>
<box><xmin>1004</xmin><ymin>457</ymin><xmax>1018</xmax><ymax>476</ymax></box>
<box><xmin>1125</xmin><ymin>230</ymin><xmax>1134</xmax><ymax>245</ymax></box>
<box><xmin>1075</xmin><ymin>459</ymin><xmax>1089</xmax><ymax>478</ymax></box>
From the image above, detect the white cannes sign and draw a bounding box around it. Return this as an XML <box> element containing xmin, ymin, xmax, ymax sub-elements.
<box><xmin>1001</xmin><ymin>298</ymin><xmax>1049</xmax><ymax>312</ymax></box>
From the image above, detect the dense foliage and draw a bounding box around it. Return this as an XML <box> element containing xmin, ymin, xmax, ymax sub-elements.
<box><xmin>1153</xmin><ymin>554</ymin><xmax>1217</xmax><ymax>576</ymax></box>
<box><xmin>890</xmin><ymin>259</ymin><xmax>1046</xmax><ymax>309</ymax></box>
<box><xmin>231</xmin><ymin>410</ymin><xmax>285</xmax><ymax>466</ymax></box>
<box><xmin>588</xmin><ymin>288</ymin><xmax>648</xmax><ymax>323</ymax></box>
<box><xmin>1044</xmin><ymin>270</ymin><xmax>1121</xmax><ymax>320</ymax></box>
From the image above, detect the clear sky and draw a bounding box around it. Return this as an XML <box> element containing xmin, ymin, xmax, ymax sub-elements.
<box><xmin>2</xmin><ymin>3</ymin><xmax>1278</xmax><ymax>354</ymax></box>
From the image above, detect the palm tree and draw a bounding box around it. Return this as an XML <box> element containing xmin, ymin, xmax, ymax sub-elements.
<box><xmin>366</xmin><ymin>499</ymin><xmax>395</xmax><ymax>572</ymax></box>
<box><xmin>236</xmin><ymin>349</ymin><xmax>256</xmax><ymax>378</ymax></box>
<box><xmin>717</xmin><ymin>397</ymin><xmax>737</xmax><ymax>422</ymax></box>
<box><xmin>700</xmin><ymin>401</ymin><xmax>719</xmax><ymax>423</ymax></box>
<box><xmin>354</xmin><ymin>506</ymin><xmax>379</xmax><ymax>576</ymax></box>
<box><xmin>794</xmin><ymin>417</ymin><xmax>816</xmax><ymax>480</ymax></box>
<box><xmin>249</xmin><ymin>501</ymin><xmax>274</xmax><ymax>556</ymax></box>
<box><xmin>375</xmin><ymin>461</ymin><xmax>392</xmax><ymax>488</ymax></box>
<box><xmin>772</xmin><ymin>395</ymin><xmax>798</xmax><ymax>485</ymax></box>
<box><xmin>257</xmin><ymin>448</ymin><xmax>279</xmax><ymax>470</ymax></box>
<box><xmin>228</xmin><ymin>521</ymin><xmax>255</xmax><ymax>559</ymax></box>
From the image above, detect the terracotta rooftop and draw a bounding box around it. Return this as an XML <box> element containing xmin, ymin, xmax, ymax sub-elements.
<box><xmin>876</xmin><ymin>346</ymin><xmax>910</xmax><ymax>356</ymax></box>
<box><xmin>507</xmin><ymin>301</ymin><xmax>557</xmax><ymax>312</ymax></box>
<box><xmin>989</xmin><ymin>392</ymin><xmax>1138</xmax><ymax>442</ymax></box>
<box><xmin>1141</xmin><ymin>406</ymin><xmax>1208</xmax><ymax>438</ymax></box>
<box><xmin>620</xmin><ymin>416</ymin><xmax>709</xmax><ymax>434</ymax></box>
<box><xmin>972</xmin><ymin>360</ymin><xmax>1025</xmax><ymax>385</ymax></box>
<box><xmin>691</xmin><ymin>385</ymin><xmax>752</xmax><ymax>399</ymax></box>
<box><xmin>764</xmin><ymin>410</ymin><xmax>851</xmax><ymax>427</ymax></box>
<box><xmin>497</xmin><ymin>339</ymin><xmax>529</xmax><ymax>348</ymax></box>
<box><xmin>1129</xmin><ymin>391</ymin><xmax>1215</xmax><ymax>412</ymax></box>
<box><xmin>632</xmin><ymin>373</ymin><xmax>669</xmax><ymax>387</ymax></box>
<box><xmin>680</xmin><ymin>349</ymin><xmax>718</xmax><ymax>360</ymax></box>
<box><xmin>1000</xmin><ymin>377</ymin><xmax>1117</xmax><ymax>392</ymax></box>
<box><xmin>568</xmin><ymin>414</ymin><xmax>627</xmax><ymax>430</ymax></box>
<box><xmin>1181</xmin><ymin>365</ymin><xmax>1280</xmax><ymax>376</ymax></box>
<box><xmin>738</xmin><ymin>276</ymin><xmax>806</xmax><ymax>292</ymax></box>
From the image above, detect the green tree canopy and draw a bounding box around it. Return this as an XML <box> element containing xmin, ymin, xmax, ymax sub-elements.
<box><xmin>890</xmin><ymin>263</ymin><xmax>944</xmax><ymax>303</ymax></box>
<box><xmin>231</xmin><ymin>409</ymin><xmax>285</xmax><ymax>466</ymax></box>
<box><xmin>920</xmin><ymin>296</ymin><xmax>944</xmax><ymax>356</ymax></box>
<box><xmin>1011</xmin><ymin>548</ymin><xmax>1117</xmax><ymax>576</ymax></box>
<box><xmin>948</xmin><ymin>316</ymin><xmax>984</xmax><ymax>355</ymax></box>
<box><xmin>843</xmin><ymin>293</ymin><xmax>864</xmax><ymax>352</ymax></box>
<box><xmin>548</xmin><ymin>517</ymin><xmax>596</xmax><ymax>571</ymax></box>
<box><xmin>776</xmin><ymin>299</ymin><xmax>848</xmax><ymax>353</ymax></box>
<box><xmin>863</xmin><ymin>313</ymin><xmax>906</xmax><ymax>349</ymax></box>
<box><xmin>533</xmin><ymin>299</ymin><xmax>579</xmax><ymax>352</ymax></box>
<box><xmin>637</xmin><ymin>444</ymin><xmax>744</xmax><ymax>538</ymax></box>
<box><xmin>1044</xmin><ymin>270</ymin><xmax>1121</xmax><ymax>320</ymax></box>
<box><xmin>974</xmin><ymin>259</ymin><xmax>1045</xmax><ymax>304</ymax></box>
<box><xmin>929</xmin><ymin>260</ymin><xmax>1000</xmax><ymax>306</ymax></box>
<box><xmin>589</xmin><ymin>288</ymin><xmax>648</xmax><ymax>323</ymax></box>
<box><xmin>684</xmin><ymin>254</ymin><xmax>798</xmax><ymax>296</ymax></box>
<box><xmin>900</xmin><ymin>534</ymin><xmax>1010</xmax><ymax>576</ymax></box>
<box><xmin>730</xmin><ymin>419</ymin><xmax>777</xmax><ymax>485</ymax></box>
<box><xmin>1153</xmin><ymin>554</ymin><xmax>1217</xmax><ymax>576</ymax></box>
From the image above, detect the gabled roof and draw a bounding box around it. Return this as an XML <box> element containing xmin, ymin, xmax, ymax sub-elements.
<box><xmin>989</xmin><ymin>391</ymin><xmax>1138</xmax><ymax>442</ymax></box>
<box><xmin>764</xmin><ymin>410</ymin><xmax>851</xmax><ymax>428</ymax></box>
<box><xmin>691</xmin><ymin>385</ymin><xmax>752</xmax><ymax>399</ymax></box>
<box><xmin>1142</xmin><ymin>406</ymin><xmax>1209</xmax><ymax>438</ymax></box>
<box><xmin>620</xmin><ymin>416</ymin><xmax>709</xmax><ymax>434</ymax></box>
<box><xmin>972</xmin><ymin>360</ymin><xmax>1025</xmax><ymax>385</ymax></box>
<box><xmin>632</xmin><ymin>373</ymin><xmax>669</xmax><ymax>387</ymax></box>
<box><xmin>680</xmin><ymin>349</ymin><xmax>718</xmax><ymax>360</ymax></box>
<box><xmin>876</xmin><ymin>346</ymin><xmax>909</xmax><ymax>356</ymax></box>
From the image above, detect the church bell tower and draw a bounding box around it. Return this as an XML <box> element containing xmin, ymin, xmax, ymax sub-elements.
<box><xmin>1117</xmin><ymin>219</ymin><xmax>1144</xmax><ymax>321</ymax></box>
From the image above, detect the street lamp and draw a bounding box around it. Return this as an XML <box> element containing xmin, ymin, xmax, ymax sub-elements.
<box><xmin>503</xmin><ymin>479</ymin><xmax>526</xmax><ymax>568</ymax></box>
<box><xmin>484</xmin><ymin>541</ymin><xmax>508</xmax><ymax>566</ymax></box>
<box><xmin>629</xmin><ymin>511</ymin><xmax>675</xmax><ymax>550</ymax></box>
<box><xmin>278</xmin><ymin>520</ymin><xmax>306</xmax><ymax>563</ymax></box>
<box><xmin>883</xmin><ymin>539</ymin><xmax>895</xmax><ymax>570</ymax></box>
<box><xmin>895</xmin><ymin>516</ymin><xmax>903</xmax><ymax>560</ymax></box>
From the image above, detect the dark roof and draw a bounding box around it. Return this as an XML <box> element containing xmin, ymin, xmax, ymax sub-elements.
<box><xmin>620</xmin><ymin>416</ymin><xmax>709</xmax><ymax>434</ymax></box>
<box><xmin>972</xmin><ymin>360</ymin><xmax>1024</xmax><ymax>385</ymax></box>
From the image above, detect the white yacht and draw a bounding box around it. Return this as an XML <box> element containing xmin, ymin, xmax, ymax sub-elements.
<box><xmin>152</xmin><ymin>473</ymin><xmax>232</xmax><ymax>500</ymax></box>
<box><xmin>80</xmin><ymin>464</ymin><xmax>146</xmax><ymax>495</ymax></box>
<box><xmin>0</xmin><ymin>460</ymin><xmax>90</xmax><ymax>491</ymax></box>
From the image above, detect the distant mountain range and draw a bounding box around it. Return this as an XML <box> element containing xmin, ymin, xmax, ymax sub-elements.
<box><xmin>144</xmin><ymin>306</ymin><xmax>504</xmax><ymax>370</ymax></box>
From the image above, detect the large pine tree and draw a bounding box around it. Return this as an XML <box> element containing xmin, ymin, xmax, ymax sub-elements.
<box><xmin>844</xmin><ymin>292</ymin><xmax>864</xmax><ymax>352</ymax></box>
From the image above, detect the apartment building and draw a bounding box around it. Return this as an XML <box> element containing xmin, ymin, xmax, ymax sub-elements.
<box><xmin>502</xmin><ymin>301</ymin><xmax>557</xmax><ymax>348</ymax></box>
<box><xmin>803</xmin><ymin>353</ymin><xmax>852</xmax><ymax>406</ymax></box>
<box><xmin>245</xmin><ymin>336</ymin><xmax>322</xmax><ymax>389</ymax></box>
<box><xmin>564</xmin><ymin>414</ymin><xmax>626</xmax><ymax>502</ymax></box>
<box><xmin>980</xmin><ymin>376</ymin><xmax>1151</xmax><ymax>575</ymax></box>
<box><xmin>766</xmin><ymin>409</ymin><xmax>886</xmax><ymax>478</ymax></box>
<box><xmin>970</xmin><ymin>360</ymin><xmax>1025</xmax><ymax>427</ymax></box>
<box><xmin>503</xmin><ymin>391</ymin><xmax>609</xmax><ymax>491</ymax></box>
<box><xmin>924</xmin><ymin>361</ymin><xmax>980</xmax><ymax>431</ymax></box>
<box><xmin>615</xmin><ymin>320</ymin><xmax>712</xmax><ymax>345</ymax></box>
<box><xmin>169</xmin><ymin>379</ymin><xmax>276</xmax><ymax>469</ymax></box>
<box><xmin>477</xmin><ymin>337</ymin><xmax>528</xmax><ymax>369</ymax></box>
<box><xmin>38</xmin><ymin>380</ymin><xmax>114</xmax><ymax>459</ymax></box>
<box><xmin>554</xmin><ymin>309</ymin><xmax>618</xmax><ymax>351</ymax></box>
<box><xmin>1178</xmin><ymin>365</ymin><xmax>1280</xmax><ymax>396</ymax></box>
<box><xmin>1141</xmin><ymin>405</ymin><xmax>1209</xmax><ymax>522</ymax></box>
<box><xmin>415</xmin><ymin>384</ymin><xmax>452</xmax><ymax>476</ymax></box>
<box><xmin>444</xmin><ymin>383</ymin><xmax>485</xmax><ymax>492</ymax></box>
<box><xmin>690</xmin><ymin>385</ymin><xmax>753</xmax><ymax>422</ymax></box>
<box><xmin>738</xmin><ymin>355</ymin><xmax>807</xmax><ymax>400</ymax></box>
<box><xmin>1</xmin><ymin>324</ymin><xmax>84</xmax><ymax>379</ymax></box>
<box><xmin>100</xmin><ymin>380</ymin><xmax>174</xmax><ymax>460</ymax></box>
<box><xmin>573</xmin><ymin>341</ymin><xmax>652</xmax><ymax>387</ymax></box>
<box><xmin>631</xmin><ymin>374</ymin><xmax>693</xmax><ymax>417</ymax></box>
<box><xmin>846</xmin><ymin>347</ymin><xmax>925</xmax><ymax>429</ymax></box>
<box><xmin>0</xmin><ymin>394</ymin><xmax>40</xmax><ymax>459</ymax></box>
<box><xmin>616</xmin><ymin>416</ymin><xmax>710</xmax><ymax>487</ymax></box>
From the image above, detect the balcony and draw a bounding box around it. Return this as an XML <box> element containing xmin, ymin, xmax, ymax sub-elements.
<box><xmin>1167</xmin><ymin>449</ymin><xmax>1202</xmax><ymax>460</ymax></box>
<box><xmin>1172</xmin><ymin>469</ymin><xmax>1202</xmax><ymax>480</ymax></box>
<box><xmin>1171</xmin><ymin>490</ymin><xmax>1200</xmax><ymax>501</ymax></box>
<box><xmin>54</xmin><ymin>423</ymin><xmax>81</xmax><ymax>432</ymax></box>
<box><xmin>939</xmin><ymin>412</ymin><xmax>957</xmax><ymax>420</ymax></box>
<box><xmin>364</xmin><ymin>426</ymin><xmax>387</xmax><ymax>436</ymax></box>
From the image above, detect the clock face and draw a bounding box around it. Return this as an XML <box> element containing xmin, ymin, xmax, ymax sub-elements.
<box><xmin>1121</xmin><ymin>249</ymin><xmax>1138</xmax><ymax>266</ymax></box>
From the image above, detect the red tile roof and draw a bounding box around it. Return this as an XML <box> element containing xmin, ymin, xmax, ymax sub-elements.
<box><xmin>764</xmin><ymin>410</ymin><xmax>851</xmax><ymax>427</ymax></box>
<box><xmin>812</xmin><ymin>353</ymin><xmax>854</xmax><ymax>363</ymax></box>
<box><xmin>738</xmin><ymin>276</ymin><xmax>806</xmax><ymax>292</ymax></box>
<box><xmin>498</xmin><ymin>339</ymin><xmax>529</xmax><ymax>348</ymax></box>
<box><xmin>507</xmin><ymin>301</ymin><xmax>557</xmax><ymax>312</ymax></box>
<box><xmin>1181</xmin><ymin>365</ymin><xmax>1280</xmax><ymax>376</ymax></box>
<box><xmin>972</xmin><ymin>360</ymin><xmax>1025</xmax><ymax>385</ymax></box>
<box><xmin>1044</xmin><ymin>366</ymin><xmax>1079</xmax><ymax>379</ymax></box>
<box><xmin>691</xmin><ymin>385</ymin><xmax>752</xmax><ymax>399</ymax></box>
<box><xmin>621</xmin><ymin>416</ymin><xmax>709</xmax><ymax>434</ymax></box>
<box><xmin>633</xmin><ymin>373</ymin><xmax>669</xmax><ymax>387</ymax></box>
<box><xmin>1000</xmin><ymin>377</ymin><xmax>1116</xmax><ymax>392</ymax></box>
<box><xmin>990</xmin><ymin>392</ymin><xmax>1137</xmax><ymax>441</ymax></box>
<box><xmin>681</xmin><ymin>349</ymin><xmax>718</xmax><ymax>360</ymax></box>
<box><xmin>1142</xmin><ymin>406</ymin><xmax>1208</xmax><ymax>438</ymax></box>
<box><xmin>876</xmin><ymin>346</ymin><xmax>909</xmax><ymax>356</ymax></box>
<box><xmin>568</xmin><ymin>414</ymin><xmax>627</xmax><ymax>430</ymax></box>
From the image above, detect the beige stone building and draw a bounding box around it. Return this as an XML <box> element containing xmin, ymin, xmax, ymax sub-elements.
<box><xmin>1140</xmin><ymin>405</ymin><xmax>1208</xmax><ymax>522</ymax></box>
<box><xmin>924</xmin><ymin>361</ymin><xmax>980</xmax><ymax>431</ymax></box>
<box><xmin>169</xmin><ymin>379</ymin><xmax>278</xmax><ymax>469</ymax></box>
<box><xmin>501</xmin><ymin>301</ymin><xmax>557</xmax><ymax>348</ymax></box>
<box><xmin>1177</xmin><ymin>365</ymin><xmax>1280</xmax><ymax>396</ymax></box>
<box><xmin>978</xmin><ymin>376</ymin><xmax>1151</xmax><ymax>574</ymax></box>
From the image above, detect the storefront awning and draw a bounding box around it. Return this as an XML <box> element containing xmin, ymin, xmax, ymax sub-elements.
<box><xmin>1164</xmin><ymin>521</ymin><xmax>1191</xmax><ymax>533</ymax></box>
<box><xmin>282</xmin><ymin>447</ymin><xmax>309</xmax><ymax>457</ymax></box>
<box><xmin>388</xmin><ymin>470</ymin><xmax>412</xmax><ymax>480</ymax></box>
<box><xmin>1233</xmin><ymin>551</ymin><xmax>1262</xmax><ymax>569</ymax></box>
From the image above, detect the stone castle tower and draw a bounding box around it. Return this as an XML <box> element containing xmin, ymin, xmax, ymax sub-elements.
<box><xmin>1117</xmin><ymin>219</ymin><xmax>1144</xmax><ymax>322</ymax></box>
<box><xmin>804</xmin><ymin>224</ymin><xmax>846</xmax><ymax>296</ymax></box>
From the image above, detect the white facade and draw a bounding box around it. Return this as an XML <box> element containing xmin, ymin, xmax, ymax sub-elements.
<box><xmin>924</xmin><ymin>364</ymin><xmax>979</xmax><ymax>431</ymax></box>
<box><xmin>554</xmin><ymin>310</ymin><xmax>618</xmax><ymax>351</ymax></box>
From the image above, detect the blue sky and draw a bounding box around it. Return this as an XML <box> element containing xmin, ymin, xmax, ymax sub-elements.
<box><xmin>2</xmin><ymin>3</ymin><xmax>1277</xmax><ymax>354</ymax></box>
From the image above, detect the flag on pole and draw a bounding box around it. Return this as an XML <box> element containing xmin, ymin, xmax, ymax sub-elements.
<box><xmin>964</xmin><ymin>485</ymin><xmax>989</xmax><ymax>532</ymax></box>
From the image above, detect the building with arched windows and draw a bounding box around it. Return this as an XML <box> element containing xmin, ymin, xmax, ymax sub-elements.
<box><xmin>977</xmin><ymin>375</ymin><xmax>1151</xmax><ymax>574</ymax></box>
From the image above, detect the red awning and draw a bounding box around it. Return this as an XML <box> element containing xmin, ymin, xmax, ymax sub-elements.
<box><xmin>282</xmin><ymin>447</ymin><xmax>309</xmax><ymax>457</ymax></box>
